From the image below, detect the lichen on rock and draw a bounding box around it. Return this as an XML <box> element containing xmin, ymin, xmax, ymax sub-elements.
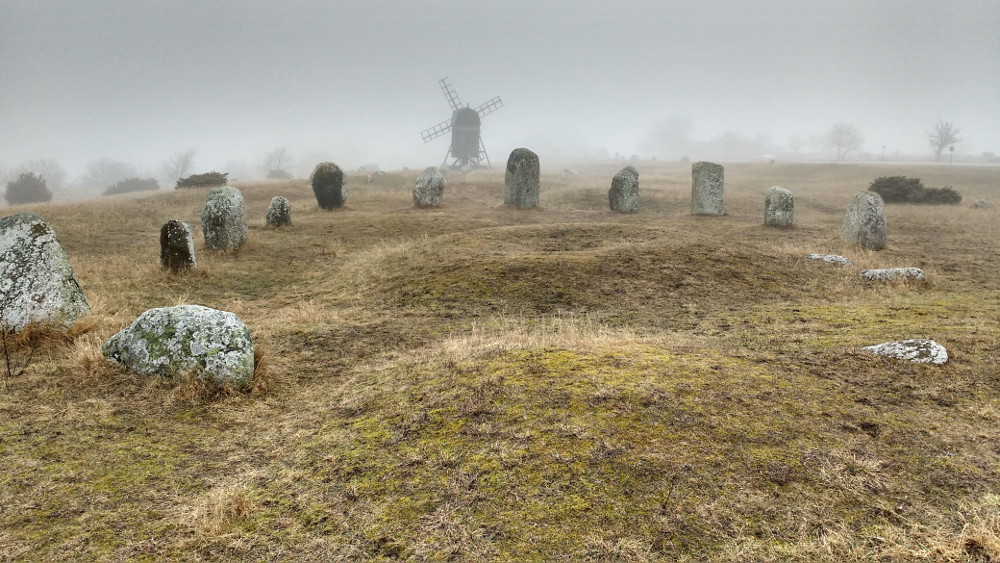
<box><xmin>609</xmin><ymin>166</ymin><xmax>639</xmax><ymax>213</ymax></box>
<box><xmin>102</xmin><ymin>305</ymin><xmax>255</xmax><ymax>388</ymax></box>
<box><xmin>862</xmin><ymin>339</ymin><xmax>948</xmax><ymax>364</ymax></box>
<box><xmin>200</xmin><ymin>187</ymin><xmax>248</xmax><ymax>250</ymax></box>
<box><xmin>0</xmin><ymin>212</ymin><xmax>90</xmax><ymax>332</ymax></box>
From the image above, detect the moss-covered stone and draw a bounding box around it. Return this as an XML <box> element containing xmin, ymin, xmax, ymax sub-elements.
<box><xmin>0</xmin><ymin>212</ymin><xmax>90</xmax><ymax>331</ymax></box>
<box><xmin>102</xmin><ymin>305</ymin><xmax>255</xmax><ymax>388</ymax></box>
<box><xmin>311</xmin><ymin>162</ymin><xmax>345</xmax><ymax>210</ymax></box>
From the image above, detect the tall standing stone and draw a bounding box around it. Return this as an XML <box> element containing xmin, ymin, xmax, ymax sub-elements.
<box><xmin>841</xmin><ymin>192</ymin><xmax>887</xmax><ymax>250</ymax></box>
<box><xmin>691</xmin><ymin>161</ymin><xmax>725</xmax><ymax>215</ymax></box>
<box><xmin>266</xmin><ymin>196</ymin><xmax>292</xmax><ymax>227</ymax></box>
<box><xmin>0</xmin><ymin>213</ymin><xmax>90</xmax><ymax>332</ymax></box>
<box><xmin>504</xmin><ymin>148</ymin><xmax>540</xmax><ymax>209</ymax></box>
<box><xmin>764</xmin><ymin>186</ymin><xmax>794</xmax><ymax>227</ymax></box>
<box><xmin>160</xmin><ymin>220</ymin><xmax>196</xmax><ymax>273</ymax></box>
<box><xmin>200</xmin><ymin>186</ymin><xmax>248</xmax><ymax>251</ymax></box>
<box><xmin>311</xmin><ymin>162</ymin><xmax>345</xmax><ymax>210</ymax></box>
<box><xmin>413</xmin><ymin>167</ymin><xmax>445</xmax><ymax>208</ymax></box>
<box><xmin>609</xmin><ymin>166</ymin><xmax>640</xmax><ymax>213</ymax></box>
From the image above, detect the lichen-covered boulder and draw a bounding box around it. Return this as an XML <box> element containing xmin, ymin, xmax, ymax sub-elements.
<box><xmin>266</xmin><ymin>196</ymin><xmax>292</xmax><ymax>227</ymax></box>
<box><xmin>691</xmin><ymin>161</ymin><xmax>724</xmax><ymax>215</ymax></box>
<box><xmin>311</xmin><ymin>162</ymin><xmax>345</xmax><ymax>210</ymax></box>
<box><xmin>504</xmin><ymin>148</ymin><xmax>540</xmax><ymax>209</ymax></box>
<box><xmin>807</xmin><ymin>254</ymin><xmax>854</xmax><ymax>266</ymax></box>
<box><xmin>973</xmin><ymin>200</ymin><xmax>988</xmax><ymax>209</ymax></box>
<box><xmin>859</xmin><ymin>268</ymin><xmax>926</xmax><ymax>282</ymax></box>
<box><xmin>841</xmin><ymin>192</ymin><xmax>887</xmax><ymax>250</ymax></box>
<box><xmin>764</xmin><ymin>186</ymin><xmax>794</xmax><ymax>227</ymax></box>
<box><xmin>160</xmin><ymin>220</ymin><xmax>195</xmax><ymax>273</ymax></box>
<box><xmin>862</xmin><ymin>339</ymin><xmax>948</xmax><ymax>364</ymax></box>
<box><xmin>413</xmin><ymin>167</ymin><xmax>445</xmax><ymax>208</ymax></box>
<box><xmin>609</xmin><ymin>166</ymin><xmax>639</xmax><ymax>212</ymax></box>
<box><xmin>0</xmin><ymin>213</ymin><xmax>90</xmax><ymax>332</ymax></box>
<box><xmin>102</xmin><ymin>305</ymin><xmax>255</xmax><ymax>388</ymax></box>
<box><xmin>201</xmin><ymin>186</ymin><xmax>248</xmax><ymax>250</ymax></box>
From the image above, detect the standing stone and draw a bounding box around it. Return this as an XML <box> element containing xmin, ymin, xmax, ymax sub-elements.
<box><xmin>413</xmin><ymin>166</ymin><xmax>445</xmax><ymax>208</ymax></box>
<box><xmin>841</xmin><ymin>192</ymin><xmax>887</xmax><ymax>250</ymax></box>
<box><xmin>764</xmin><ymin>186</ymin><xmax>794</xmax><ymax>227</ymax></box>
<box><xmin>311</xmin><ymin>162</ymin><xmax>345</xmax><ymax>210</ymax></box>
<box><xmin>608</xmin><ymin>166</ymin><xmax>640</xmax><ymax>212</ymax></box>
<box><xmin>691</xmin><ymin>161</ymin><xmax>724</xmax><ymax>215</ymax></box>
<box><xmin>0</xmin><ymin>213</ymin><xmax>90</xmax><ymax>332</ymax></box>
<box><xmin>160</xmin><ymin>220</ymin><xmax>196</xmax><ymax>273</ymax></box>
<box><xmin>102</xmin><ymin>305</ymin><xmax>255</xmax><ymax>388</ymax></box>
<box><xmin>266</xmin><ymin>196</ymin><xmax>292</xmax><ymax>227</ymax></box>
<box><xmin>200</xmin><ymin>186</ymin><xmax>248</xmax><ymax>250</ymax></box>
<box><xmin>504</xmin><ymin>148</ymin><xmax>540</xmax><ymax>209</ymax></box>
<box><xmin>862</xmin><ymin>339</ymin><xmax>948</xmax><ymax>364</ymax></box>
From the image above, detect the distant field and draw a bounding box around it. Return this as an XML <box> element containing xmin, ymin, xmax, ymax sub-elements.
<box><xmin>1</xmin><ymin>162</ymin><xmax>999</xmax><ymax>561</ymax></box>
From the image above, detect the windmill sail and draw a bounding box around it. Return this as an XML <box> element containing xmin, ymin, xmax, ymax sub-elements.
<box><xmin>439</xmin><ymin>78</ymin><xmax>462</xmax><ymax>112</ymax></box>
<box><xmin>474</xmin><ymin>96</ymin><xmax>503</xmax><ymax>118</ymax></box>
<box><xmin>421</xmin><ymin>117</ymin><xmax>453</xmax><ymax>143</ymax></box>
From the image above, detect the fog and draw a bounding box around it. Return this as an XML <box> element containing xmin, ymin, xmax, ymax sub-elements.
<box><xmin>2</xmin><ymin>0</ymin><xmax>998</xmax><ymax>186</ymax></box>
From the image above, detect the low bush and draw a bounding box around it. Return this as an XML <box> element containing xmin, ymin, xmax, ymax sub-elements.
<box><xmin>4</xmin><ymin>172</ymin><xmax>53</xmax><ymax>205</ymax></box>
<box><xmin>869</xmin><ymin>176</ymin><xmax>961</xmax><ymax>205</ymax></box>
<box><xmin>102</xmin><ymin>177</ymin><xmax>159</xmax><ymax>196</ymax></box>
<box><xmin>176</xmin><ymin>171</ymin><xmax>228</xmax><ymax>189</ymax></box>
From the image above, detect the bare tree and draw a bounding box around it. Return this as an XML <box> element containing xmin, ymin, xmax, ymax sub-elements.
<box><xmin>80</xmin><ymin>158</ymin><xmax>136</xmax><ymax>190</ymax></box>
<box><xmin>827</xmin><ymin>123</ymin><xmax>864</xmax><ymax>161</ymax></box>
<box><xmin>927</xmin><ymin>120</ymin><xmax>961</xmax><ymax>162</ymax></box>
<box><xmin>162</xmin><ymin>148</ymin><xmax>197</xmax><ymax>182</ymax></box>
<box><xmin>263</xmin><ymin>148</ymin><xmax>293</xmax><ymax>179</ymax></box>
<box><xmin>15</xmin><ymin>159</ymin><xmax>67</xmax><ymax>191</ymax></box>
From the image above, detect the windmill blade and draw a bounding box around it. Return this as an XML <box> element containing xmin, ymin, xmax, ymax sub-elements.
<box><xmin>421</xmin><ymin>117</ymin><xmax>453</xmax><ymax>143</ymax></box>
<box><xmin>439</xmin><ymin>77</ymin><xmax>462</xmax><ymax>112</ymax></box>
<box><xmin>475</xmin><ymin>96</ymin><xmax>503</xmax><ymax>118</ymax></box>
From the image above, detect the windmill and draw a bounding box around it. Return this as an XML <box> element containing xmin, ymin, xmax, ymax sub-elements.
<box><xmin>420</xmin><ymin>77</ymin><xmax>503</xmax><ymax>169</ymax></box>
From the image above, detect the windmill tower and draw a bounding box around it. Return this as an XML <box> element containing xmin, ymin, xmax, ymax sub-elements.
<box><xmin>420</xmin><ymin>77</ymin><xmax>503</xmax><ymax>169</ymax></box>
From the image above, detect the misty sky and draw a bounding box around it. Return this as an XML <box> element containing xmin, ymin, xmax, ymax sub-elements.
<box><xmin>2</xmin><ymin>0</ymin><xmax>998</xmax><ymax>178</ymax></box>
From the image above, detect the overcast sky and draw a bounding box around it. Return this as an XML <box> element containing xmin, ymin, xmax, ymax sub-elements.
<box><xmin>2</xmin><ymin>0</ymin><xmax>998</xmax><ymax>179</ymax></box>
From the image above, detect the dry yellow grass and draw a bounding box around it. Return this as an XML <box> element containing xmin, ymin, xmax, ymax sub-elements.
<box><xmin>1</xmin><ymin>162</ymin><xmax>999</xmax><ymax>561</ymax></box>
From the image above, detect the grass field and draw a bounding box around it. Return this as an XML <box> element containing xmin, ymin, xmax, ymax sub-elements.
<box><xmin>1</xmin><ymin>161</ymin><xmax>999</xmax><ymax>561</ymax></box>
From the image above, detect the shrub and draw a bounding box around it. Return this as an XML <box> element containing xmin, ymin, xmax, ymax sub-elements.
<box><xmin>869</xmin><ymin>176</ymin><xmax>961</xmax><ymax>205</ymax></box>
<box><xmin>266</xmin><ymin>169</ymin><xmax>293</xmax><ymax>180</ymax></box>
<box><xmin>4</xmin><ymin>172</ymin><xmax>53</xmax><ymax>205</ymax></box>
<box><xmin>102</xmin><ymin>177</ymin><xmax>160</xmax><ymax>196</ymax></box>
<box><xmin>176</xmin><ymin>171</ymin><xmax>228</xmax><ymax>189</ymax></box>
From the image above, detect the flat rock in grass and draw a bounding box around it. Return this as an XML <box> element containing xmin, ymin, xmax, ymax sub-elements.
<box><xmin>807</xmin><ymin>254</ymin><xmax>854</xmax><ymax>266</ymax></box>
<box><xmin>102</xmin><ymin>305</ymin><xmax>255</xmax><ymax>388</ymax></box>
<box><xmin>841</xmin><ymin>191</ymin><xmax>887</xmax><ymax>250</ymax></box>
<box><xmin>860</xmin><ymin>268</ymin><xmax>926</xmax><ymax>282</ymax></box>
<box><xmin>764</xmin><ymin>186</ymin><xmax>794</xmax><ymax>227</ymax></box>
<box><xmin>608</xmin><ymin>165</ymin><xmax>639</xmax><ymax>212</ymax></box>
<box><xmin>0</xmin><ymin>212</ymin><xmax>90</xmax><ymax>332</ymax></box>
<box><xmin>266</xmin><ymin>196</ymin><xmax>292</xmax><ymax>227</ymax></box>
<box><xmin>311</xmin><ymin>162</ymin><xmax>346</xmax><ymax>210</ymax></box>
<box><xmin>504</xmin><ymin>148</ymin><xmax>540</xmax><ymax>209</ymax></box>
<box><xmin>863</xmin><ymin>339</ymin><xmax>948</xmax><ymax>364</ymax></box>
<box><xmin>973</xmin><ymin>200</ymin><xmax>988</xmax><ymax>209</ymax></box>
<box><xmin>201</xmin><ymin>186</ymin><xmax>248</xmax><ymax>250</ymax></box>
<box><xmin>413</xmin><ymin>166</ymin><xmax>445</xmax><ymax>208</ymax></box>
<box><xmin>160</xmin><ymin>220</ymin><xmax>196</xmax><ymax>273</ymax></box>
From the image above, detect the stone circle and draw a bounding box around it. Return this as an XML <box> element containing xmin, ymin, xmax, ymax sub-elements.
<box><xmin>841</xmin><ymin>192</ymin><xmax>887</xmax><ymax>250</ymax></box>
<box><xmin>504</xmin><ymin>148</ymin><xmax>540</xmax><ymax>209</ymax></box>
<box><xmin>102</xmin><ymin>305</ymin><xmax>255</xmax><ymax>388</ymax></box>
<box><xmin>413</xmin><ymin>166</ymin><xmax>445</xmax><ymax>208</ymax></box>
<box><xmin>807</xmin><ymin>254</ymin><xmax>854</xmax><ymax>266</ymax></box>
<box><xmin>160</xmin><ymin>220</ymin><xmax>196</xmax><ymax>273</ymax></box>
<box><xmin>608</xmin><ymin>166</ymin><xmax>639</xmax><ymax>213</ymax></box>
<box><xmin>311</xmin><ymin>162</ymin><xmax>345</xmax><ymax>210</ymax></box>
<box><xmin>201</xmin><ymin>186</ymin><xmax>248</xmax><ymax>250</ymax></box>
<box><xmin>859</xmin><ymin>268</ymin><xmax>926</xmax><ymax>282</ymax></box>
<box><xmin>691</xmin><ymin>161</ymin><xmax>724</xmax><ymax>215</ymax></box>
<box><xmin>0</xmin><ymin>213</ymin><xmax>90</xmax><ymax>332</ymax></box>
<box><xmin>862</xmin><ymin>339</ymin><xmax>948</xmax><ymax>364</ymax></box>
<box><xmin>764</xmin><ymin>186</ymin><xmax>794</xmax><ymax>227</ymax></box>
<box><xmin>266</xmin><ymin>196</ymin><xmax>292</xmax><ymax>227</ymax></box>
